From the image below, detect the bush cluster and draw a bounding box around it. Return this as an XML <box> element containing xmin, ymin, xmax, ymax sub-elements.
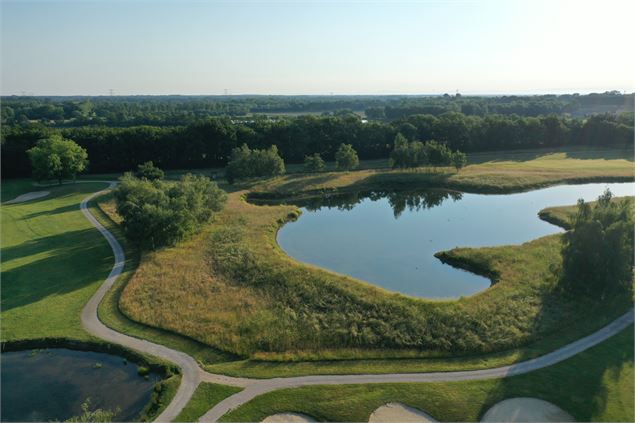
<box><xmin>303</xmin><ymin>153</ymin><xmax>326</xmax><ymax>173</ymax></box>
<box><xmin>561</xmin><ymin>190</ymin><xmax>634</xmax><ymax>295</ymax></box>
<box><xmin>135</xmin><ymin>161</ymin><xmax>164</xmax><ymax>181</ymax></box>
<box><xmin>390</xmin><ymin>134</ymin><xmax>467</xmax><ymax>170</ymax></box>
<box><xmin>114</xmin><ymin>173</ymin><xmax>226</xmax><ymax>249</ymax></box>
<box><xmin>225</xmin><ymin>144</ymin><xmax>285</xmax><ymax>183</ymax></box>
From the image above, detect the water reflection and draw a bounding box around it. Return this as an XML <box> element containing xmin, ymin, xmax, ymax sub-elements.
<box><xmin>299</xmin><ymin>189</ymin><xmax>463</xmax><ymax>218</ymax></box>
<box><xmin>278</xmin><ymin>182</ymin><xmax>634</xmax><ymax>298</ymax></box>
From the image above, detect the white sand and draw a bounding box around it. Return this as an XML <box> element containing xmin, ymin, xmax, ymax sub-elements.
<box><xmin>4</xmin><ymin>191</ymin><xmax>50</xmax><ymax>204</ymax></box>
<box><xmin>481</xmin><ymin>397</ymin><xmax>575</xmax><ymax>422</ymax></box>
<box><xmin>369</xmin><ymin>402</ymin><xmax>437</xmax><ymax>423</ymax></box>
<box><xmin>261</xmin><ymin>413</ymin><xmax>316</xmax><ymax>423</ymax></box>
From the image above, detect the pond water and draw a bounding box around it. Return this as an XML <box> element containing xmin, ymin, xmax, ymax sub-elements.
<box><xmin>0</xmin><ymin>348</ymin><xmax>161</xmax><ymax>422</ymax></box>
<box><xmin>277</xmin><ymin>182</ymin><xmax>634</xmax><ymax>299</ymax></box>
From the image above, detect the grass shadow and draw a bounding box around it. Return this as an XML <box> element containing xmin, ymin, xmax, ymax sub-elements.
<box><xmin>1</xmin><ymin>228</ymin><xmax>112</xmax><ymax>311</ymax></box>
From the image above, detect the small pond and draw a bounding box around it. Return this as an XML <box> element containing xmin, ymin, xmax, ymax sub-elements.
<box><xmin>0</xmin><ymin>348</ymin><xmax>161</xmax><ymax>422</ymax></box>
<box><xmin>277</xmin><ymin>182</ymin><xmax>634</xmax><ymax>299</ymax></box>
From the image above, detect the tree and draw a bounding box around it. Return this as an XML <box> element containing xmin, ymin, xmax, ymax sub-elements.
<box><xmin>135</xmin><ymin>161</ymin><xmax>164</xmax><ymax>181</ymax></box>
<box><xmin>303</xmin><ymin>153</ymin><xmax>326</xmax><ymax>173</ymax></box>
<box><xmin>561</xmin><ymin>189</ymin><xmax>633</xmax><ymax>296</ymax></box>
<box><xmin>451</xmin><ymin>150</ymin><xmax>467</xmax><ymax>171</ymax></box>
<box><xmin>390</xmin><ymin>134</ymin><xmax>427</xmax><ymax>169</ymax></box>
<box><xmin>27</xmin><ymin>135</ymin><xmax>88</xmax><ymax>184</ymax></box>
<box><xmin>335</xmin><ymin>143</ymin><xmax>359</xmax><ymax>171</ymax></box>
<box><xmin>225</xmin><ymin>144</ymin><xmax>285</xmax><ymax>183</ymax></box>
<box><xmin>114</xmin><ymin>173</ymin><xmax>226</xmax><ymax>249</ymax></box>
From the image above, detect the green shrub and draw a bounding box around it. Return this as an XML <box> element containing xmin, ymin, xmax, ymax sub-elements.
<box><xmin>64</xmin><ymin>398</ymin><xmax>118</xmax><ymax>423</ymax></box>
<box><xmin>335</xmin><ymin>144</ymin><xmax>359</xmax><ymax>171</ymax></box>
<box><xmin>135</xmin><ymin>161</ymin><xmax>164</xmax><ymax>181</ymax></box>
<box><xmin>303</xmin><ymin>153</ymin><xmax>326</xmax><ymax>173</ymax></box>
<box><xmin>114</xmin><ymin>173</ymin><xmax>226</xmax><ymax>249</ymax></box>
<box><xmin>225</xmin><ymin>144</ymin><xmax>285</xmax><ymax>183</ymax></box>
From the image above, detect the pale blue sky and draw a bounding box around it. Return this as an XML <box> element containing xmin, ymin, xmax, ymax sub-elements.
<box><xmin>2</xmin><ymin>0</ymin><xmax>634</xmax><ymax>95</ymax></box>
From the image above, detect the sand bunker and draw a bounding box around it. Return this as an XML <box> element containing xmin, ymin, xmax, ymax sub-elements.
<box><xmin>369</xmin><ymin>402</ymin><xmax>437</xmax><ymax>423</ymax></box>
<box><xmin>261</xmin><ymin>413</ymin><xmax>316</xmax><ymax>423</ymax></box>
<box><xmin>481</xmin><ymin>397</ymin><xmax>575</xmax><ymax>422</ymax></box>
<box><xmin>4</xmin><ymin>191</ymin><xmax>50</xmax><ymax>204</ymax></box>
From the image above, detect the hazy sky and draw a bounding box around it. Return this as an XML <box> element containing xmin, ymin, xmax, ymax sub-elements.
<box><xmin>2</xmin><ymin>0</ymin><xmax>634</xmax><ymax>96</ymax></box>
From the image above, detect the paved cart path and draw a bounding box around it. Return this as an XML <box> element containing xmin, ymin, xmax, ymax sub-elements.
<box><xmin>77</xmin><ymin>182</ymin><xmax>634</xmax><ymax>422</ymax></box>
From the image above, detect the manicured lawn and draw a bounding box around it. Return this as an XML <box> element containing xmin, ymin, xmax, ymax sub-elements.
<box><xmin>116</xmin><ymin>148</ymin><xmax>634</xmax><ymax>370</ymax></box>
<box><xmin>1</xmin><ymin>180</ymin><xmax>114</xmax><ymax>341</ymax></box>
<box><xmin>221</xmin><ymin>326</ymin><xmax>634</xmax><ymax>422</ymax></box>
<box><xmin>175</xmin><ymin>383</ymin><xmax>242</xmax><ymax>422</ymax></box>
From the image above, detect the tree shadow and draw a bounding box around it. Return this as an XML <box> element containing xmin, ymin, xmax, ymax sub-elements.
<box><xmin>468</xmin><ymin>147</ymin><xmax>634</xmax><ymax>164</ymax></box>
<box><xmin>20</xmin><ymin>204</ymin><xmax>80</xmax><ymax>220</ymax></box>
<box><xmin>1</xmin><ymin>228</ymin><xmax>112</xmax><ymax>311</ymax></box>
<box><xmin>476</xmin><ymin>322</ymin><xmax>633</xmax><ymax>422</ymax></box>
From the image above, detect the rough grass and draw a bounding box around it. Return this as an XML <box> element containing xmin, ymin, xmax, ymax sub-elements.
<box><xmin>175</xmin><ymin>383</ymin><xmax>242</xmax><ymax>422</ymax></box>
<box><xmin>118</xmin><ymin>148</ymin><xmax>634</xmax><ymax>367</ymax></box>
<box><xmin>221</xmin><ymin>326</ymin><xmax>634</xmax><ymax>422</ymax></box>
<box><xmin>91</xmin><ymin>192</ymin><xmax>236</xmax><ymax>365</ymax></box>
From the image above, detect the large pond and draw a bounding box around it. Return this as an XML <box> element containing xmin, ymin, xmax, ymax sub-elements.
<box><xmin>278</xmin><ymin>182</ymin><xmax>634</xmax><ymax>299</ymax></box>
<box><xmin>0</xmin><ymin>348</ymin><xmax>161</xmax><ymax>422</ymax></box>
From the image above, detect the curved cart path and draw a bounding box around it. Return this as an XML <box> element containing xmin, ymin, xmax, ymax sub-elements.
<box><xmin>77</xmin><ymin>182</ymin><xmax>634</xmax><ymax>422</ymax></box>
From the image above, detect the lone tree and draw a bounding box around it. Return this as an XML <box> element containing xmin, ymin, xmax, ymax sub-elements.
<box><xmin>303</xmin><ymin>153</ymin><xmax>326</xmax><ymax>173</ymax></box>
<box><xmin>451</xmin><ymin>150</ymin><xmax>467</xmax><ymax>171</ymax></box>
<box><xmin>135</xmin><ymin>161</ymin><xmax>164</xmax><ymax>180</ymax></box>
<box><xmin>27</xmin><ymin>136</ymin><xmax>88</xmax><ymax>184</ymax></box>
<box><xmin>335</xmin><ymin>143</ymin><xmax>359</xmax><ymax>171</ymax></box>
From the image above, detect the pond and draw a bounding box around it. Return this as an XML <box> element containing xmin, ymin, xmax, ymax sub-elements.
<box><xmin>0</xmin><ymin>348</ymin><xmax>161</xmax><ymax>422</ymax></box>
<box><xmin>277</xmin><ymin>182</ymin><xmax>634</xmax><ymax>299</ymax></box>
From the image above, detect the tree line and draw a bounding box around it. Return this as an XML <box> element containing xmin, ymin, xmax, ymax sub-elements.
<box><xmin>2</xmin><ymin>111</ymin><xmax>632</xmax><ymax>178</ymax></box>
<box><xmin>2</xmin><ymin>92</ymin><xmax>631</xmax><ymax>127</ymax></box>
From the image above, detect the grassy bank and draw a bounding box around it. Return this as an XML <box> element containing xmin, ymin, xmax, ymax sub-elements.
<box><xmin>539</xmin><ymin>196</ymin><xmax>634</xmax><ymax>229</ymax></box>
<box><xmin>221</xmin><ymin>325</ymin><xmax>634</xmax><ymax>422</ymax></box>
<box><xmin>118</xmin><ymin>148</ymin><xmax>633</xmax><ymax>368</ymax></box>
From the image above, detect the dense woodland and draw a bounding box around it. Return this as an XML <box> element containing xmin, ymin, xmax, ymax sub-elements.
<box><xmin>1</xmin><ymin>93</ymin><xmax>633</xmax><ymax>177</ymax></box>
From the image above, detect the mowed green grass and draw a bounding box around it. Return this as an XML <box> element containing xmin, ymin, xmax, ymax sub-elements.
<box><xmin>175</xmin><ymin>383</ymin><xmax>242</xmax><ymax>422</ymax></box>
<box><xmin>1</xmin><ymin>180</ymin><xmax>113</xmax><ymax>341</ymax></box>
<box><xmin>221</xmin><ymin>326</ymin><xmax>634</xmax><ymax>422</ymax></box>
